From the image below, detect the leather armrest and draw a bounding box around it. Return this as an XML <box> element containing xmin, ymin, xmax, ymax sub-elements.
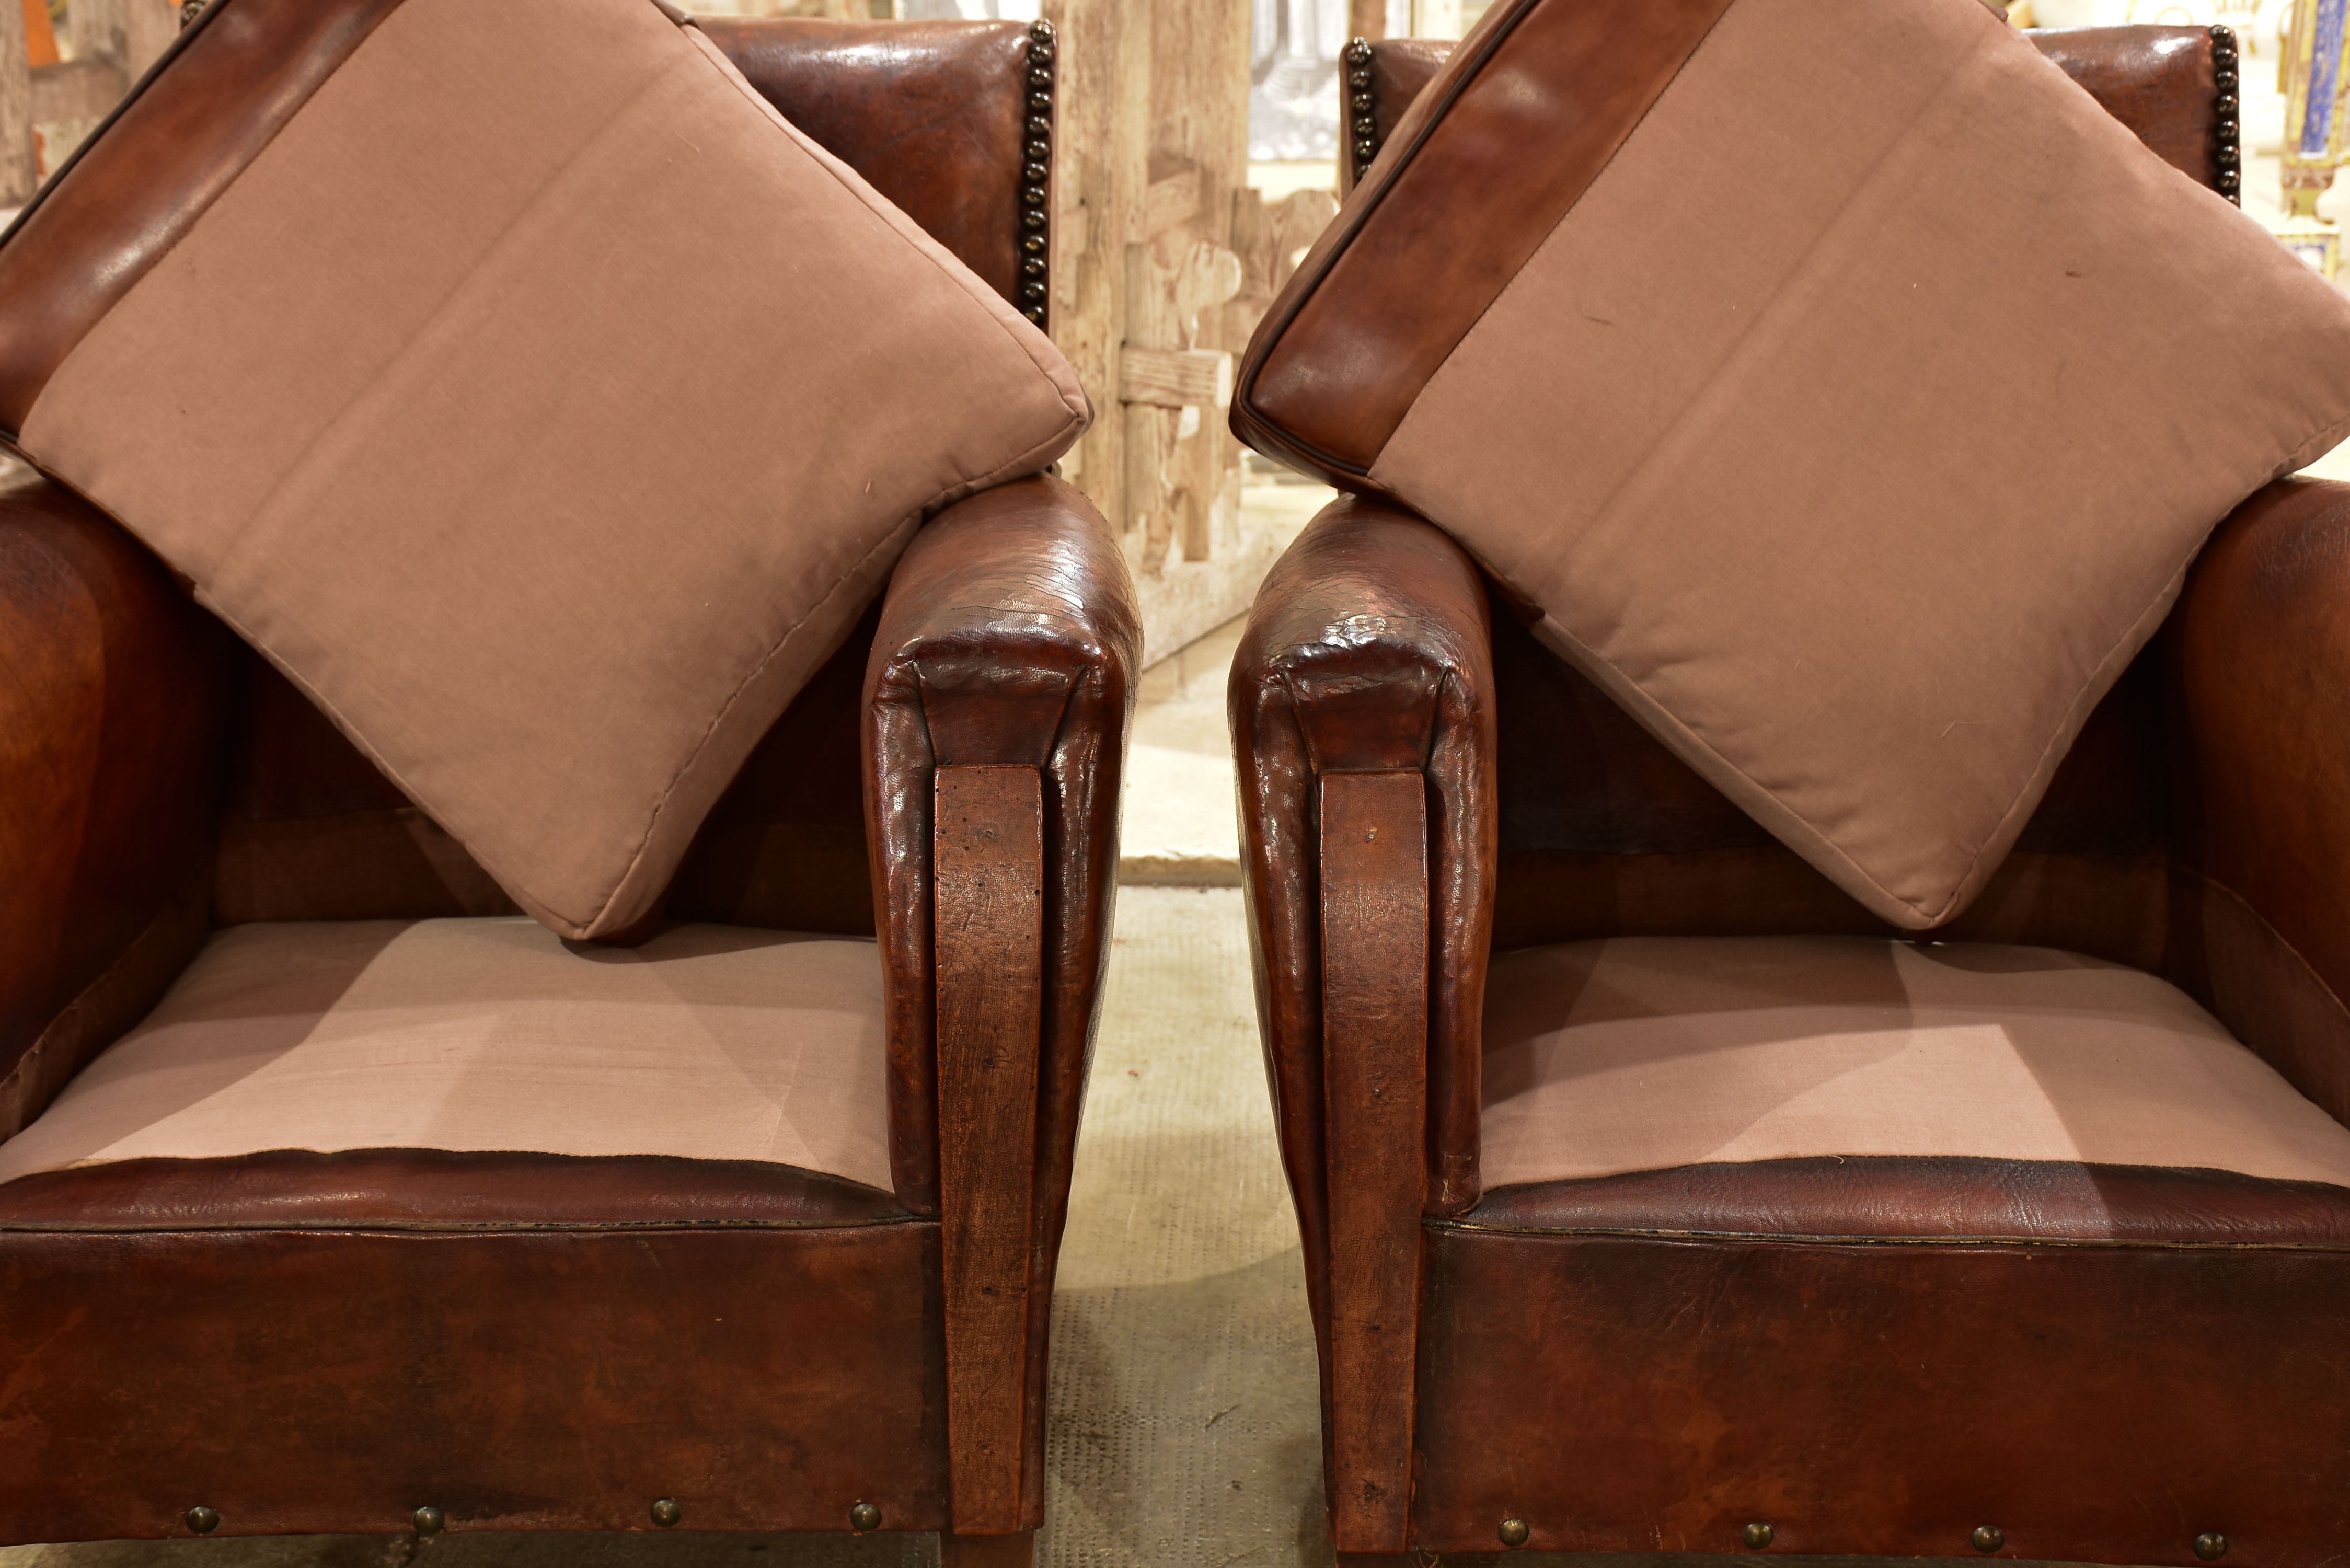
<box><xmin>862</xmin><ymin>471</ymin><xmax>1138</xmax><ymax>1214</ymax></box>
<box><xmin>863</xmin><ymin>472</ymin><xmax>1135</xmax><ymax>1532</ymax></box>
<box><xmin>2168</xmin><ymin>476</ymin><xmax>2350</xmax><ymax>1124</ymax></box>
<box><xmin>1229</xmin><ymin>495</ymin><xmax>1496</xmax><ymax>1231</ymax></box>
<box><xmin>0</xmin><ymin>476</ymin><xmax>228</xmax><ymax>1137</ymax></box>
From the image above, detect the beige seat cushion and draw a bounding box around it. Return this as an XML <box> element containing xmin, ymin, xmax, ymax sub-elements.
<box><xmin>1480</xmin><ymin>936</ymin><xmax>2350</xmax><ymax>1192</ymax></box>
<box><xmin>1250</xmin><ymin>0</ymin><xmax>2350</xmax><ymax>929</ymax></box>
<box><xmin>0</xmin><ymin>919</ymin><xmax>893</xmax><ymax>1193</ymax></box>
<box><xmin>5</xmin><ymin>0</ymin><xmax>1087</xmax><ymax>940</ymax></box>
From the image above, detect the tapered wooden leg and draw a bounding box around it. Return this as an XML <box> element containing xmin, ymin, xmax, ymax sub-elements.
<box><xmin>1320</xmin><ymin>770</ymin><xmax>1431</xmax><ymax>1555</ymax></box>
<box><xmin>934</xmin><ymin>765</ymin><xmax>1047</xmax><ymax>1536</ymax></box>
<box><xmin>940</xmin><ymin>1529</ymin><xmax>1036</xmax><ymax>1568</ymax></box>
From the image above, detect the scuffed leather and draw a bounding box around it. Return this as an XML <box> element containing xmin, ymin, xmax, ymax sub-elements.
<box><xmin>701</xmin><ymin>18</ymin><xmax>1036</xmax><ymax>310</ymax></box>
<box><xmin>1230</xmin><ymin>495</ymin><xmax>1496</xmax><ymax>1261</ymax></box>
<box><xmin>863</xmin><ymin>472</ymin><xmax>1137</xmax><ymax>1221</ymax></box>
<box><xmin>0</xmin><ymin>1221</ymin><xmax>948</xmax><ymax>1542</ymax></box>
<box><xmin>1412</xmin><ymin>1224</ymin><xmax>2350</xmax><ymax>1559</ymax></box>
<box><xmin>0</xmin><ymin>0</ymin><xmax>408</xmax><ymax>434</ymax></box>
<box><xmin>0</xmin><ymin>1148</ymin><xmax>912</xmax><ymax>1228</ymax></box>
<box><xmin>2169</xmin><ymin>476</ymin><xmax>2350</xmax><ymax>1122</ymax></box>
<box><xmin>1235</xmin><ymin>0</ymin><xmax>1738</xmax><ymax>481</ymax></box>
<box><xmin>0</xmin><ymin>478</ymin><xmax>227</xmax><ymax>1126</ymax></box>
<box><xmin>865</xmin><ymin>474</ymin><xmax>1135</xmax><ymax>1524</ymax></box>
<box><xmin>2031</xmin><ymin>24</ymin><xmax>2222</xmax><ymax>187</ymax></box>
<box><xmin>1465</xmin><ymin>1153</ymin><xmax>2350</xmax><ymax>1244</ymax></box>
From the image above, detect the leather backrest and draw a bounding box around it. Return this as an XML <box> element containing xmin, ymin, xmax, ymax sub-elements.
<box><xmin>1346</xmin><ymin>22</ymin><xmax>2239</xmax><ymax>200</ymax></box>
<box><xmin>702</xmin><ymin>17</ymin><xmax>1056</xmax><ymax>326</ymax></box>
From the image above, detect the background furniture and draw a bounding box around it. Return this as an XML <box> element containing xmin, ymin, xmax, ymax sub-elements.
<box><xmin>0</xmin><ymin>18</ymin><xmax>1135</xmax><ymax>1561</ymax></box>
<box><xmin>1235</xmin><ymin>23</ymin><xmax>2350</xmax><ymax>1565</ymax></box>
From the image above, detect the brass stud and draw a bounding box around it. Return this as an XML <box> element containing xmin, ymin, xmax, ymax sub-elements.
<box><xmin>1743</xmin><ymin>1521</ymin><xmax>1775</xmax><ymax>1550</ymax></box>
<box><xmin>1972</xmin><ymin>1524</ymin><xmax>2004</xmax><ymax>1554</ymax></box>
<box><xmin>186</xmin><ymin>1506</ymin><xmax>220</xmax><ymax>1535</ymax></box>
<box><xmin>650</xmin><ymin>1498</ymin><xmax>683</xmax><ymax>1529</ymax></box>
<box><xmin>2195</xmin><ymin>1532</ymin><xmax>2228</xmax><ymax>1561</ymax></box>
<box><xmin>1496</xmin><ymin>1517</ymin><xmax>1529</xmax><ymax>1547</ymax></box>
<box><xmin>850</xmin><ymin>1501</ymin><xmax>882</xmax><ymax>1534</ymax></box>
<box><xmin>412</xmin><ymin>1506</ymin><xmax>445</xmax><ymax>1536</ymax></box>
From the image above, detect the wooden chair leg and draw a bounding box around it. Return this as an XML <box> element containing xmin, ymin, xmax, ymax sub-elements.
<box><xmin>1319</xmin><ymin>769</ymin><xmax>1431</xmax><ymax>1555</ymax></box>
<box><xmin>939</xmin><ymin>1529</ymin><xmax>1036</xmax><ymax>1568</ymax></box>
<box><xmin>934</xmin><ymin>765</ymin><xmax>1047</xmax><ymax>1536</ymax></box>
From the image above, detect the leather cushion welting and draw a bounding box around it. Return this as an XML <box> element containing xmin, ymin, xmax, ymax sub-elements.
<box><xmin>1239</xmin><ymin>0</ymin><xmax>2350</xmax><ymax>932</ymax></box>
<box><xmin>0</xmin><ymin>0</ymin><xmax>1088</xmax><ymax>941</ymax></box>
<box><xmin>1480</xmin><ymin>936</ymin><xmax>2350</xmax><ymax>1192</ymax></box>
<box><xmin>0</xmin><ymin>918</ymin><xmax>896</xmax><ymax>1194</ymax></box>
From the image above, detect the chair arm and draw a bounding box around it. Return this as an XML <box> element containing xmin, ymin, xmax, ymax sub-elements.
<box><xmin>0</xmin><ymin>477</ymin><xmax>229</xmax><ymax>1138</ymax></box>
<box><xmin>1228</xmin><ymin>494</ymin><xmax>1494</xmax><ymax>1552</ymax></box>
<box><xmin>861</xmin><ymin>472</ymin><xmax>1137</xmax><ymax>1534</ymax></box>
<box><xmin>2169</xmin><ymin>476</ymin><xmax>2350</xmax><ymax>1125</ymax></box>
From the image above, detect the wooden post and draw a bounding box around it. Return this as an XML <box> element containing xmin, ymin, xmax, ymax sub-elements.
<box><xmin>934</xmin><ymin>764</ymin><xmax>1046</xmax><ymax>1539</ymax></box>
<box><xmin>0</xmin><ymin>0</ymin><xmax>34</xmax><ymax>207</ymax></box>
<box><xmin>1318</xmin><ymin>768</ymin><xmax>1429</xmax><ymax>1554</ymax></box>
<box><xmin>121</xmin><ymin>0</ymin><xmax>175</xmax><ymax>80</ymax></box>
<box><xmin>1047</xmin><ymin>0</ymin><xmax>1254</xmax><ymax>661</ymax></box>
<box><xmin>1044</xmin><ymin>0</ymin><xmax>1145</xmax><ymax>537</ymax></box>
<box><xmin>68</xmin><ymin>0</ymin><xmax>124</xmax><ymax>64</ymax></box>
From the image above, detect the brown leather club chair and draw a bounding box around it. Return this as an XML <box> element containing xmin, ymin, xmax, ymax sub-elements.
<box><xmin>1238</xmin><ymin>23</ymin><xmax>2350</xmax><ymax>1568</ymax></box>
<box><xmin>0</xmin><ymin>18</ymin><xmax>1130</xmax><ymax>1563</ymax></box>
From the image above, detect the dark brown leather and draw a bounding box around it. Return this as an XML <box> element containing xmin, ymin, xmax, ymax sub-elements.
<box><xmin>701</xmin><ymin>18</ymin><xmax>1039</xmax><ymax>312</ymax></box>
<box><xmin>0</xmin><ymin>1220</ymin><xmax>946</xmax><ymax>1542</ymax></box>
<box><xmin>0</xmin><ymin>479</ymin><xmax>228</xmax><ymax>1123</ymax></box>
<box><xmin>1234</xmin><ymin>0</ymin><xmax>1737</xmax><ymax>481</ymax></box>
<box><xmin>2168</xmin><ymin>477</ymin><xmax>2350</xmax><ymax>1123</ymax></box>
<box><xmin>863</xmin><ymin>474</ymin><xmax>1136</xmax><ymax>1524</ymax></box>
<box><xmin>0</xmin><ymin>0</ymin><xmax>408</xmax><ymax>436</ymax></box>
<box><xmin>2030</xmin><ymin>25</ymin><xmax>2224</xmax><ymax>189</ymax></box>
<box><xmin>1468</xmin><ymin>1155</ymin><xmax>2350</xmax><ymax>1244</ymax></box>
<box><xmin>0</xmin><ymin>1148</ymin><xmax>907</xmax><ymax>1228</ymax></box>
<box><xmin>1229</xmin><ymin>495</ymin><xmax>1495</xmax><ymax>1238</ymax></box>
<box><xmin>865</xmin><ymin>474</ymin><xmax>1138</xmax><ymax>1217</ymax></box>
<box><xmin>1413</xmin><ymin>1224</ymin><xmax>2350</xmax><ymax>1560</ymax></box>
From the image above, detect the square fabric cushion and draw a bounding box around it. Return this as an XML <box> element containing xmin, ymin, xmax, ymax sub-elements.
<box><xmin>0</xmin><ymin>0</ymin><xmax>1087</xmax><ymax>939</ymax></box>
<box><xmin>1235</xmin><ymin>0</ymin><xmax>2350</xmax><ymax>929</ymax></box>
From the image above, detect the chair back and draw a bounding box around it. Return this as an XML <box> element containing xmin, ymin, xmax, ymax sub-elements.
<box><xmin>1329</xmin><ymin>22</ymin><xmax>2236</xmax><ymax>963</ymax></box>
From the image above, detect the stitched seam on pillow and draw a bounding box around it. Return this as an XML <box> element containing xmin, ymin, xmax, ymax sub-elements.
<box><xmin>578</xmin><ymin>412</ymin><xmax>1089</xmax><ymax>933</ymax></box>
<box><xmin>679</xmin><ymin>25</ymin><xmax>1089</xmax><ymax>422</ymax></box>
